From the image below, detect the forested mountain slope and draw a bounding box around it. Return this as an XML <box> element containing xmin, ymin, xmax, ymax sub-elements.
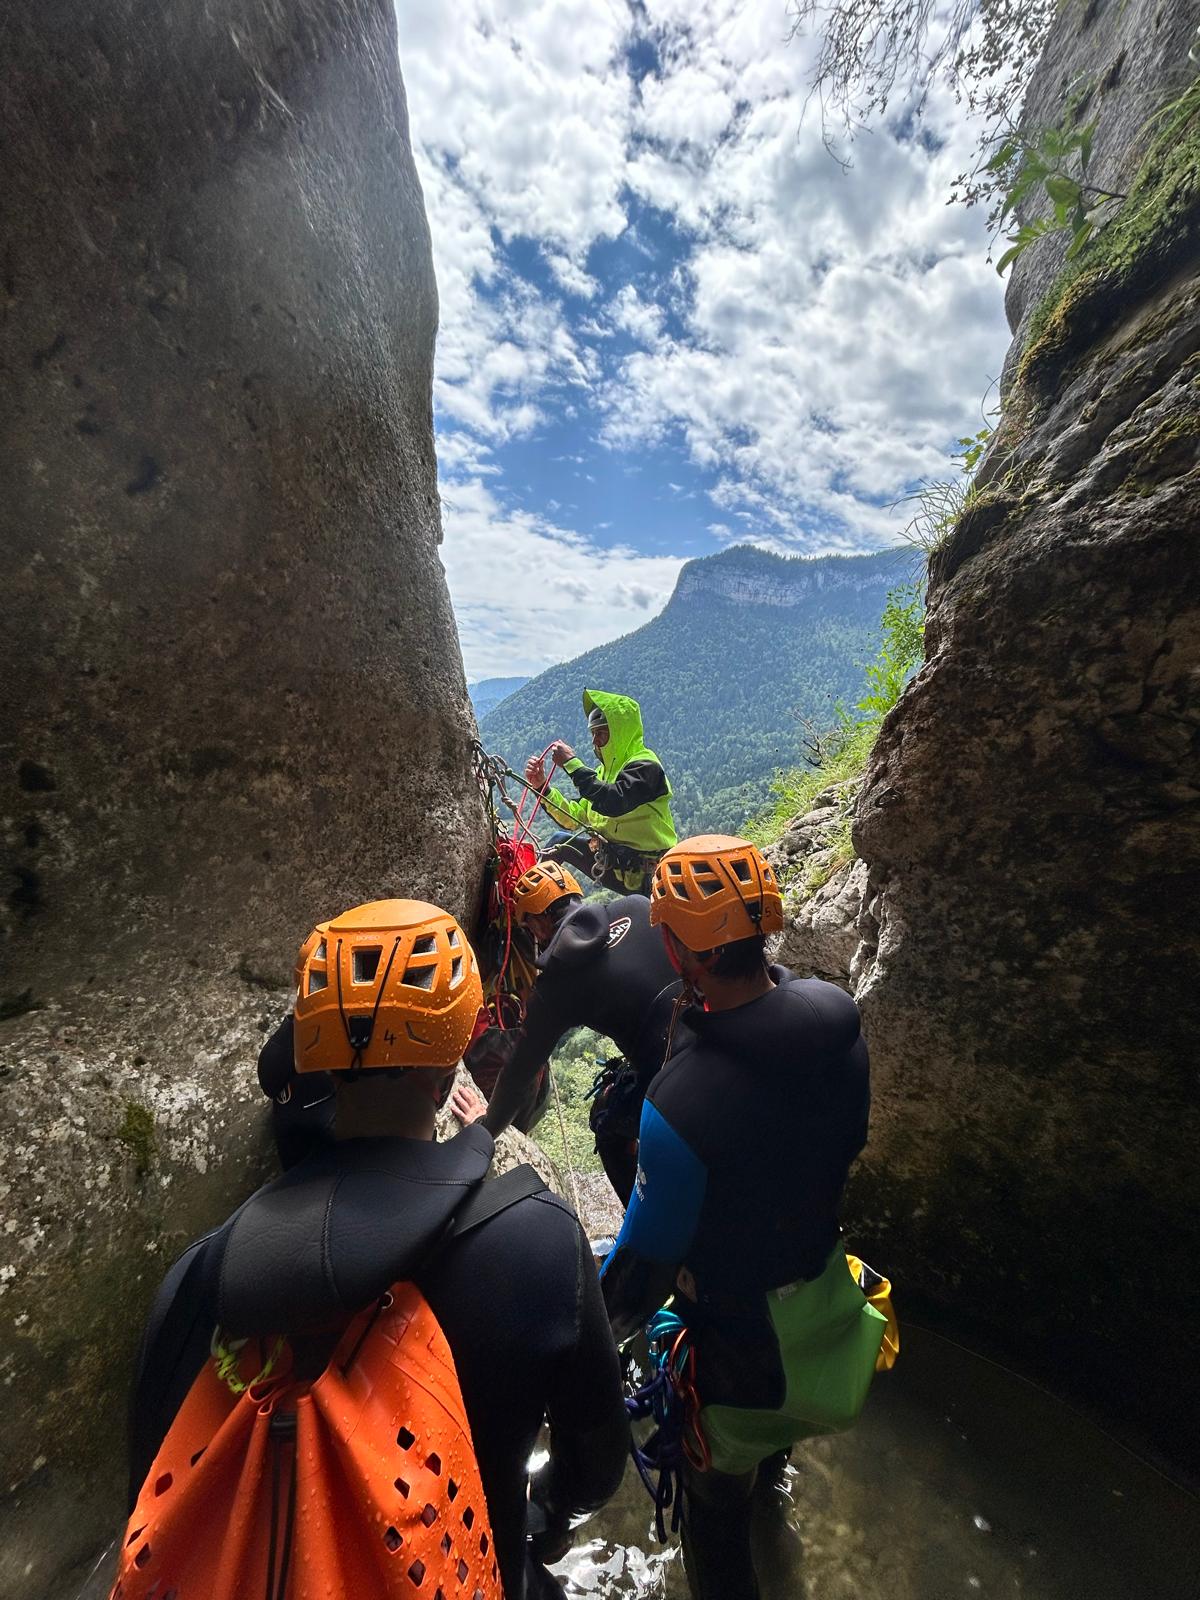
<box><xmin>480</xmin><ymin>544</ymin><xmax>916</xmax><ymax>835</ymax></box>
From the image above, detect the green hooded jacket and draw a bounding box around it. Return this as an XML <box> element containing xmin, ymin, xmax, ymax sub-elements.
<box><xmin>545</xmin><ymin>689</ymin><xmax>677</xmax><ymax>863</ymax></box>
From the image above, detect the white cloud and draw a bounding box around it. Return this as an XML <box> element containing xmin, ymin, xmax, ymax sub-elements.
<box><xmin>608</xmin><ymin>283</ymin><xmax>666</xmax><ymax>346</ymax></box>
<box><xmin>545</xmin><ymin>252</ymin><xmax>601</xmax><ymax>300</ymax></box>
<box><xmin>394</xmin><ymin>1</ymin><xmax>1011</xmax><ymax>671</ymax></box>
<box><xmin>601</xmin><ymin>48</ymin><xmax>1009</xmax><ymax>542</ymax></box>
<box><xmin>438</xmin><ymin>476</ymin><xmax>682</xmax><ymax>679</ymax></box>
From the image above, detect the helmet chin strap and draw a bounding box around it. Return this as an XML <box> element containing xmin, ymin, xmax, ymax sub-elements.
<box><xmin>714</xmin><ymin>852</ymin><xmax>765</xmax><ymax>933</ymax></box>
<box><xmin>660</xmin><ymin>928</ymin><xmax>709</xmax><ymax>1064</ymax></box>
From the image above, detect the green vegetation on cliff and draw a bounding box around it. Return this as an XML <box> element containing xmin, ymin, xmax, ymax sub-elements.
<box><xmin>531</xmin><ymin>1028</ymin><xmax>606</xmax><ymax>1177</ymax></box>
<box><xmin>1020</xmin><ymin>75</ymin><xmax>1200</xmax><ymax>386</ymax></box>
<box><xmin>748</xmin><ymin>583</ymin><xmax>925</xmax><ymax>861</ymax></box>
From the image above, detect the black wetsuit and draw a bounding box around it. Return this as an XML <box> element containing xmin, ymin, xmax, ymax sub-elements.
<box><xmin>600</xmin><ymin>968</ymin><xmax>871</xmax><ymax>1600</ymax></box>
<box><xmin>127</xmin><ymin>1126</ymin><xmax>628</xmax><ymax>1600</ymax></box>
<box><xmin>482</xmin><ymin>895</ymin><xmax>679</xmax><ymax>1202</ymax></box>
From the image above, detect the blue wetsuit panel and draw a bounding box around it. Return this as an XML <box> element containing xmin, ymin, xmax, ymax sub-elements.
<box><xmin>601</xmin><ymin>1100</ymin><xmax>707</xmax><ymax>1341</ymax></box>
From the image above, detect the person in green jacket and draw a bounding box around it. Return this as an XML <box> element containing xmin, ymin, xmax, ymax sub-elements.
<box><xmin>525</xmin><ymin>689</ymin><xmax>677</xmax><ymax>894</ymax></box>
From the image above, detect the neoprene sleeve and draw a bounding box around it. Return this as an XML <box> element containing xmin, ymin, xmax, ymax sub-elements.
<box><xmin>600</xmin><ymin>1099</ymin><xmax>707</xmax><ymax>1343</ymax></box>
<box><xmin>562</xmin><ymin>757</ymin><xmax>668</xmax><ymax>818</ymax></box>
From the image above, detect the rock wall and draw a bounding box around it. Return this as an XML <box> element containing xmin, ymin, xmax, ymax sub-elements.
<box><xmin>766</xmin><ymin>780</ymin><xmax>868</xmax><ymax>989</ymax></box>
<box><xmin>849</xmin><ymin>0</ymin><xmax>1200</xmax><ymax>1475</ymax></box>
<box><xmin>0</xmin><ymin>3</ymin><xmax>488</xmax><ymax>1591</ymax></box>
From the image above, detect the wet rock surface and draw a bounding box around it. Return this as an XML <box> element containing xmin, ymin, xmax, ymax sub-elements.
<box><xmin>571</xmin><ymin>1170</ymin><xmax>627</xmax><ymax>1243</ymax></box>
<box><xmin>849</xmin><ymin>0</ymin><xmax>1200</xmax><ymax>1475</ymax></box>
<box><xmin>0</xmin><ymin>2</ymin><xmax>487</xmax><ymax>1592</ymax></box>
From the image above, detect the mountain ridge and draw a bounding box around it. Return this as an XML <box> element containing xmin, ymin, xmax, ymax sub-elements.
<box><xmin>468</xmin><ymin>675</ymin><xmax>531</xmax><ymax>719</ymax></box>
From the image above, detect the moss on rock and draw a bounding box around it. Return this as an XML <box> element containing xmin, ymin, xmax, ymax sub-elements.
<box><xmin>1019</xmin><ymin>79</ymin><xmax>1200</xmax><ymax>388</ymax></box>
<box><xmin>116</xmin><ymin>1100</ymin><xmax>156</xmax><ymax>1181</ymax></box>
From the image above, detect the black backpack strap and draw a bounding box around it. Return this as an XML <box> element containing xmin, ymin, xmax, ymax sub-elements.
<box><xmin>448</xmin><ymin>1163</ymin><xmax>548</xmax><ymax>1242</ymax></box>
<box><xmin>334</xmin><ymin>1168</ymin><xmax>550</xmax><ymax>1380</ymax></box>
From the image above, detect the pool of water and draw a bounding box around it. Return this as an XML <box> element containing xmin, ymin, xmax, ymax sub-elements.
<box><xmin>69</xmin><ymin>1325</ymin><xmax>1198</xmax><ymax>1600</ymax></box>
<box><xmin>551</xmin><ymin>1324</ymin><xmax>1199</xmax><ymax>1600</ymax></box>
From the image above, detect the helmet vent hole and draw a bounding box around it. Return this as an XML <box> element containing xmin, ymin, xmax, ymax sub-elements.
<box><xmin>697</xmin><ymin>878</ymin><xmax>722</xmax><ymax>897</ymax></box>
<box><xmin>667</xmin><ymin>861</ymin><xmax>684</xmax><ymax>877</ymax></box>
<box><xmin>402</xmin><ymin>964</ymin><xmax>436</xmax><ymax>991</ymax></box>
<box><xmin>731</xmin><ymin>859</ymin><xmax>753</xmax><ymax>883</ymax></box>
<box><xmin>353</xmin><ymin>947</ymin><xmax>382</xmax><ymax>984</ymax></box>
<box><xmin>449</xmin><ymin>956</ymin><xmax>463</xmax><ymax>988</ymax></box>
<box><xmin>447</xmin><ymin>928</ymin><xmax>461</xmax><ymax>948</ymax></box>
<box><xmin>412</xmin><ymin>934</ymin><xmax>437</xmax><ymax>957</ymax></box>
<box><xmin>670</xmin><ymin>882</ymin><xmax>688</xmax><ymax>899</ymax></box>
<box><xmin>307</xmin><ymin>969</ymin><xmax>327</xmax><ymax>994</ymax></box>
<box><xmin>314</xmin><ymin>939</ymin><xmax>326</xmax><ymax>961</ymax></box>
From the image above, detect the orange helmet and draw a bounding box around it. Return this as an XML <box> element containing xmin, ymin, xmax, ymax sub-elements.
<box><xmin>649</xmin><ymin>835</ymin><xmax>784</xmax><ymax>950</ymax></box>
<box><xmin>293</xmin><ymin>900</ymin><xmax>483</xmax><ymax>1074</ymax></box>
<box><xmin>511</xmin><ymin>860</ymin><xmax>584</xmax><ymax>923</ymax></box>
<box><xmin>293</xmin><ymin>920</ymin><xmax>329</xmax><ymax>996</ymax></box>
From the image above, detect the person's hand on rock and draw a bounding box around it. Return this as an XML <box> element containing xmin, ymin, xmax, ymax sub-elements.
<box><xmin>450</xmin><ymin>1083</ymin><xmax>487</xmax><ymax>1126</ymax></box>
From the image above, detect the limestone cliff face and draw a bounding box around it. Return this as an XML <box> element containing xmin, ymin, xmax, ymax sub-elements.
<box><xmin>673</xmin><ymin>549</ymin><xmax>903</xmax><ymax>609</ymax></box>
<box><xmin>848</xmin><ymin>0</ymin><xmax>1200</xmax><ymax>1473</ymax></box>
<box><xmin>0</xmin><ymin>3</ymin><xmax>487</xmax><ymax>1591</ymax></box>
<box><xmin>766</xmin><ymin>781</ymin><xmax>868</xmax><ymax>990</ymax></box>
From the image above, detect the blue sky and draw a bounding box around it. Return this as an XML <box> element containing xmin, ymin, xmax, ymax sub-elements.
<box><xmin>393</xmin><ymin>1</ymin><xmax>1012</xmax><ymax>679</ymax></box>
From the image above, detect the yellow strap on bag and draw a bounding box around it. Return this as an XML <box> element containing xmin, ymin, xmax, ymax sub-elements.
<box><xmin>846</xmin><ymin>1252</ymin><xmax>900</xmax><ymax>1370</ymax></box>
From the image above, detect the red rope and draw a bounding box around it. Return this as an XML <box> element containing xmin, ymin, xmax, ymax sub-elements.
<box><xmin>474</xmin><ymin>740</ymin><xmax>562</xmax><ymax>1030</ymax></box>
<box><xmin>512</xmin><ymin>741</ymin><xmax>558</xmax><ymax>850</ymax></box>
<box><xmin>489</xmin><ymin>830</ymin><xmax>538</xmax><ymax>1022</ymax></box>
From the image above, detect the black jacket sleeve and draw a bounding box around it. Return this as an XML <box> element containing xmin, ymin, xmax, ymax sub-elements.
<box><xmin>482</xmin><ymin>976</ymin><xmax>573</xmax><ymax>1137</ymax></box>
<box><xmin>531</xmin><ymin>1223</ymin><xmax>628</xmax><ymax>1529</ymax></box>
<box><xmin>564</xmin><ymin>758</ymin><xmax>667</xmax><ymax>818</ymax></box>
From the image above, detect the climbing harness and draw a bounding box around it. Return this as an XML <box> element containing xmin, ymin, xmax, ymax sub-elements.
<box><xmin>586</xmin><ymin>1056</ymin><xmax>644</xmax><ymax>1144</ymax></box>
<box><xmin>471</xmin><ymin>740</ymin><xmax>546</xmax><ymax>1019</ymax></box>
<box><xmin>473</xmin><ymin>739</ymin><xmax>653</xmax><ymax>896</ymax></box>
<box><xmin>624</xmin><ymin>1309</ymin><xmax>711</xmax><ymax>1542</ymax></box>
<box><xmin>468</xmin><ymin>741</ymin><xmax>584</xmax><ymax>1200</ymax></box>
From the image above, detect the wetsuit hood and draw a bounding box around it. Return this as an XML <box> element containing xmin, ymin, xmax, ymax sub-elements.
<box><xmin>582</xmin><ymin>688</ymin><xmax>652</xmax><ymax>779</ymax></box>
<box><xmin>211</xmin><ymin>1125</ymin><xmax>494</xmax><ymax>1338</ymax></box>
<box><xmin>683</xmin><ymin>965</ymin><xmax>861</xmax><ymax>1060</ymax></box>
<box><xmin>536</xmin><ymin>897</ymin><xmax>612</xmax><ymax>971</ymax></box>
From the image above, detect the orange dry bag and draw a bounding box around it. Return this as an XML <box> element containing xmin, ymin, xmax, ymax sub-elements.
<box><xmin>112</xmin><ymin>1280</ymin><xmax>505</xmax><ymax>1600</ymax></box>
